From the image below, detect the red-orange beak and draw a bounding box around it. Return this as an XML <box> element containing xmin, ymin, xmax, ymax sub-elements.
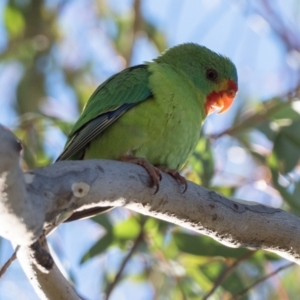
<box><xmin>205</xmin><ymin>79</ymin><xmax>238</xmax><ymax>115</ymax></box>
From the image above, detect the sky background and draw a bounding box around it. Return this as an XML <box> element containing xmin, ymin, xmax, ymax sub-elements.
<box><xmin>0</xmin><ymin>0</ymin><xmax>299</xmax><ymax>299</ymax></box>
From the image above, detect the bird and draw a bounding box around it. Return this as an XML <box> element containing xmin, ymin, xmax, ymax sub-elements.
<box><xmin>56</xmin><ymin>43</ymin><xmax>238</xmax><ymax>222</ymax></box>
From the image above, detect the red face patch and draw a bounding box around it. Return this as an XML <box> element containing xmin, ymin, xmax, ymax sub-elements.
<box><xmin>205</xmin><ymin>79</ymin><xmax>238</xmax><ymax>115</ymax></box>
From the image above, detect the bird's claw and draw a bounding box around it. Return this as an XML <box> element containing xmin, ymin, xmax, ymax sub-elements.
<box><xmin>121</xmin><ymin>155</ymin><xmax>162</xmax><ymax>194</ymax></box>
<box><xmin>121</xmin><ymin>156</ymin><xmax>187</xmax><ymax>194</ymax></box>
<box><xmin>157</xmin><ymin>166</ymin><xmax>188</xmax><ymax>193</ymax></box>
<box><xmin>159</xmin><ymin>172</ymin><xmax>162</xmax><ymax>181</ymax></box>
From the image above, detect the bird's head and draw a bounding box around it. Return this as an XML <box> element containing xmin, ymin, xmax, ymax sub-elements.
<box><xmin>155</xmin><ymin>43</ymin><xmax>238</xmax><ymax>116</ymax></box>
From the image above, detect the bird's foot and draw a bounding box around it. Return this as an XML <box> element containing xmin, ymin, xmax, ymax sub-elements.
<box><xmin>157</xmin><ymin>166</ymin><xmax>188</xmax><ymax>193</ymax></box>
<box><xmin>121</xmin><ymin>155</ymin><xmax>162</xmax><ymax>194</ymax></box>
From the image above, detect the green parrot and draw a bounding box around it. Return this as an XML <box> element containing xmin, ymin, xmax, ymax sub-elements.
<box><xmin>56</xmin><ymin>43</ymin><xmax>238</xmax><ymax>221</ymax></box>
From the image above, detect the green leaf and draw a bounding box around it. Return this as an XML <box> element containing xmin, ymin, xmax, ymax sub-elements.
<box><xmin>4</xmin><ymin>5</ymin><xmax>25</xmax><ymax>38</ymax></box>
<box><xmin>92</xmin><ymin>213</ymin><xmax>113</xmax><ymax>232</ymax></box>
<box><xmin>268</xmin><ymin>153</ymin><xmax>300</xmax><ymax>213</ymax></box>
<box><xmin>80</xmin><ymin>214</ymin><xmax>114</xmax><ymax>263</ymax></box>
<box><xmin>270</xmin><ymin>165</ymin><xmax>300</xmax><ymax>214</ymax></box>
<box><xmin>173</xmin><ymin>232</ymin><xmax>250</xmax><ymax>258</ymax></box>
<box><xmin>273</xmin><ymin>120</ymin><xmax>300</xmax><ymax>173</ymax></box>
<box><xmin>113</xmin><ymin>217</ymin><xmax>140</xmax><ymax>241</ymax></box>
<box><xmin>262</xmin><ymin>252</ymin><xmax>281</xmax><ymax>261</ymax></box>
<box><xmin>80</xmin><ymin>232</ymin><xmax>113</xmax><ymax>264</ymax></box>
<box><xmin>189</xmin><ymin>135</ymin><xmax>214</xmax><ymax>187</ymax></box>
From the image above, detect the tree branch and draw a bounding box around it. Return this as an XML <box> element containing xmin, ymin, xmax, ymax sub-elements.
<box><xmin>0</xmin><ymin>246</ymin><xmax>18</xmax><ymax>278</ymax></box>
<box><xmin>16</xmin><ymin>238</ymin><xmax>81</xmax><ymax>300</ymax></box>
<box><xmin>28</xmin><ymin>159</ymin><xmax>300</xmax><ymax>267</ymax></box>
<box><xmin>105</xmin><ymin>220</ymin><xmax>145</xmax><ymax>299</ymax></box>
<box><xmin>231</xmin><ymin>262</ymin><xmax>294</xmax><ymax>300</ymax></box>
<box><xmin>203</xmin><ymin>250</ymin><xmax>257</xmax><ymax>300</ymax></box>
<box><xmin>1</xmin><ymin>125</ymin><xmax>300</xmax><ymax>299</ymax></box>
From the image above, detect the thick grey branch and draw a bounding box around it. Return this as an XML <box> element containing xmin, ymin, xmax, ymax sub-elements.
<box><xmin>31</xmin><ymin>159</ymin><xmax>299</xmax><ymax>265</ymax></box>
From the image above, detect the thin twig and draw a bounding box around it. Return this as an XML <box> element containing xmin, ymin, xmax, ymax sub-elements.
<box><xmin>0</xmin><ymin>246</ymin><xmax>19</xmax><ymax>278</ymax></box>
<box><xmin>202</xmin><ymin>250</ymin><xmax>257</xmax><ymax>300</ymax></box>
<box><xmin>265</xmin><ymin>262</ymin><xmax>289</xmax><ymax>300</ymax></box>
<box><xmin>105</xmin><ymin>220</ymin><xmax>145</xmax><ymax>300</ymax></box>
<box><xmin>230</xmin><ymin>262</ymin><xmax>294</xmax><ymax>300</ymax></box>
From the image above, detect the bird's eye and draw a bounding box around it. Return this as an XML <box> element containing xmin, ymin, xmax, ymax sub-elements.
<box><xmin>206</xmin><ymin>69</ymin><xmax>218</xmax><ymax>81</ymax></box>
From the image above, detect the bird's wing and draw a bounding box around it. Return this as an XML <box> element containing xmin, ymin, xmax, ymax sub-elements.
<box><xmin>56</xmin><ymin>64</ymin><xmax>152</xmax><ymax>161</ymax></box>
